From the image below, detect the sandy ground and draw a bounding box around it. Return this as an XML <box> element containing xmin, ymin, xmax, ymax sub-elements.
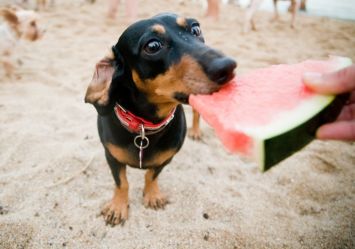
<box><xmin>0</xmin><ymin>0</ymin><xmax>354</xmax><ymax>248</ymax></box>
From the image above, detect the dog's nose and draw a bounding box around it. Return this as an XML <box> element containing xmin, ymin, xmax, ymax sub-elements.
<box><xmin>208</xmin><ymin>57</ymin><xmax>237</xmax><ymax>85</ymax></box>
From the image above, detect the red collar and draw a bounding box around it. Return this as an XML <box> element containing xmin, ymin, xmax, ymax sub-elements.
<box><xmin>114</xmin><ymin>103</ymin><xmax>176</xmax><ymax>134</ymax></box>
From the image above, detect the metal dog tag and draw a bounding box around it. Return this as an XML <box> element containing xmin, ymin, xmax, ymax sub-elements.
<box><xmin>134</xmin><ymin>125</ymin><xmax>149</xmax><ymax>168</ymax></box>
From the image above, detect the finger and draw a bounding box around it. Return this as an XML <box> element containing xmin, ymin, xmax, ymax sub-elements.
<box><xmin>349</xmin><ymin>92</ymin><xmax>355</xmax><ymax>103</ymax></box>
<box><xmin>303</xmin><ymin>65</ymin><xmax>355</xmax><ymax>94</ymax></box>
<box><xmin>316</xmin><ymin>121</ymin><xmax>355</xmax><ymax>141</ymax></box>
<box><xmin>337</xmin><ymin>103</ymin><xmax>355</xmax><ymax>121</ymax></box>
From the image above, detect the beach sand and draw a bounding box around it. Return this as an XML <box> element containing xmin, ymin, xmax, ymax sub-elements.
<box><xmin>0</xmin><ymin>0</ymin><xmax>354</xmax><ymax>248</ymax></box>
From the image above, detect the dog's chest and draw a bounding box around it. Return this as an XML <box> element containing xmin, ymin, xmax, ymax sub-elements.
<box><xmin>105</xmin><ymin>142</ymin><xmax>177</xmax><ymax>168</ymax></box>
<box><xmin>0</xmin><ymin>25</ymin><xmax>18</xmax><ymax>52</ymax></box>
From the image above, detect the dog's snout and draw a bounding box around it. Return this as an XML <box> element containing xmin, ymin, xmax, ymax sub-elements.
<box><xmin>208</xmin><ymin>57</ymin><xmax>237</xmax><ymax>85</ymax></box>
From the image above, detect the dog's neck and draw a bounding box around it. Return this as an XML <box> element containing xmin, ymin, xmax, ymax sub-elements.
<box><xmin>113</xmin><ymin>82</ymin><xmax>178</xmax><ymax>124</ymax></box>
<box><xmin>0</xmin><ymin>24</ymin><xmax>20</xmax><ymax>56</ymax></box>
<box><xmin>1</xmin><ymin>22</ymin><xmax>21</xmax><ymax>41</ymax></box>
<box><xmin>116</xmin><ymin>95</ymin><xmax>177</xmax><ymax>124</ymax></box>
<box><xmin>114</xmin><ymin>103</ymin><xmax>176</xmax><ymax>134</ymax></box>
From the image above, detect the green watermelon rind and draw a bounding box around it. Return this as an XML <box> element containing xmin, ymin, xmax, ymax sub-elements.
<box><xmin>250</xmin><ymin>56</ymin><xmax>352</xmax><ymax>171</ymax></box>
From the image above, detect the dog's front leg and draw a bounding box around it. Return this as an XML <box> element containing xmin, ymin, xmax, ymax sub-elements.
<box><xmin>101</xmin><ymin>149</ymin><xmax>129</xmax><ymax>226</ymax></box>
<box><xmin>244</xmin><ymin>0</ymin><xmax>263</xmax><ymax>32</ymax></box>
<box><xmin>2</xmin><ymin>56</ymin><xmax>15</xmax><ymax>78</ymax></box>
<box><xmin>188</xmin><ymin>109</ymin><xmax>203</xmax><ymax>140</ymax></box>
<box><xmin>290</xmin><ymin>0</ymin><xmax>300</xmax><ymax>28</ymax></box>
<box><xmin>272</xmin><ymin>0</ymin><xmax>280</xmax><ymax>21</ymax></box>
<box><xmin>143</xmin><ymin>167</ymin><xmax>169</xmax><ymax>210</ymax></box>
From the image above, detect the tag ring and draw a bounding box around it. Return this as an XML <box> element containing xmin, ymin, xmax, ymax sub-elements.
<box><xmin>134</xmin><ymin>136</ymin><xmax>149</xmax><ymax>149</ymax></box>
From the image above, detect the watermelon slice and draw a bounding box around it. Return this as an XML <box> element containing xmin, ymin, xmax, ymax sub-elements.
<box><xmin>189</xmin><ymin>56</ymin><xmax>352</xmax><ymax>171</ymax></box>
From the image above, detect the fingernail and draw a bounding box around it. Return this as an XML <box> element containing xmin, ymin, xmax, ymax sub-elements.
<box><xmin>303</xmin><ymin>72</ymin><xmax>323</xmax><ymax>86</ymax></box>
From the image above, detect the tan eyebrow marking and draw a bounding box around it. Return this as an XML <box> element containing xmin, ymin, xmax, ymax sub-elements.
<box><xmin>176</xmin><ymin>17</ymin><xmax>187</xmax><ymax>28</ymax></box>
<box><xmin>152</xmin><ymin>24</ymin><xmax>166</xmax><ymax>34</ymax></box>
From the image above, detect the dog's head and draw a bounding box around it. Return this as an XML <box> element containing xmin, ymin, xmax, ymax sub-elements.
<box><xmin>0</xmin><ymin>7</ymin><xmax>44</xmax><ymax>41</ymax></box>
<box><xmin>85</xmin><ymin>13</ymin><xmax>236</xmax><ymax>118</ymax></box>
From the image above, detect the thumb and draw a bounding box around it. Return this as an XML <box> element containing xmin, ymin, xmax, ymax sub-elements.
<box><xmin>303</xmin><ymin>64</ymin><xmax>355</xmax><ymax>94</ymax></box>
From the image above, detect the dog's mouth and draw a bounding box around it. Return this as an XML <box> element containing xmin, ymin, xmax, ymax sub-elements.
<box><xmin>173</xmin><ymin>92</ymin><xmax>189</xmax><ymax>104</ymax></box>
<box><xmin>173</xmin><ymin>76</ymin><xmax>231</xmax><ymax>104</ymax></box>
<box><xmin>161</xmin><ymin>55</ymin><xmax>236</xmax><ymax>105</ymax></box>
<box><xmin>173</xmin><ymin>85</ymin><xmax>223</xmax><ymax>104</ymax></box>
<box><xmin>26</xmin><ymin>29</ymin><xmax>44</xmax><ymax>41</ymax></box>
<box><xmin>217</xmin><ymin>71</ymin><xmax>235</xmax><ymax>85</ymax></box>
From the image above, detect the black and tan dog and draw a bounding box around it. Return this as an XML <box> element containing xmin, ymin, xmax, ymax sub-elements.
<box><xmin>85</xmin><ymin>13</ymin><xmax>236</xmax><ymax>226</ymax></box>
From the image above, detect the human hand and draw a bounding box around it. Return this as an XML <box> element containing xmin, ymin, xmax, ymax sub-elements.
<box><xmin>303</xmin><ymin>64</ymin><xmax>355</xmax><ymax>141</ymax></box>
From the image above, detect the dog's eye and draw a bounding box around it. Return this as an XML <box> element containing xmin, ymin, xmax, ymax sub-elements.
<box><xmin>144</xmin><ymin>40</ymin><xmax>163</xmax><ymax>54</ymax></box>
<box><xmin>30</xmin><ymin>21</ymin><xmax>36</xmax><ymax>27</ymax></box>
<box><xmin>191</xmin><ymin>25</ymin><xmax>201</xmax><ymax>37</ymax></box>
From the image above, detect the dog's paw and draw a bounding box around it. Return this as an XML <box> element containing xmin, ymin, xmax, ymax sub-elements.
<box><xmin>143</xmin><ymin>191</ymin><xmax>169</xmax><ymax>210</ymax></box>
<box><xmin>101</xmin><ymin>200</ymin><xmax>129</xmax><ymax>226</ymax></box>
<box><xmin>188</xmin><ymin>127</ymin><xmax>202</xmax><ymax>140</ymax></box>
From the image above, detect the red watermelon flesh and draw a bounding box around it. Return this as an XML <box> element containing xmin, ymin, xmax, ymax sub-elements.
<box><xmin>189</xmin><ymin>56</ymin><xmax>352</xmax><ymax>171</ymax></box>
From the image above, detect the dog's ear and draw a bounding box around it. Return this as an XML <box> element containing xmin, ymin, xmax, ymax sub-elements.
<box><xmin>0</xmin><ymin>8</ymin><xmax>19</xmax><ymax>26</ymax></box>
<box><xmin>85</xmin><ymin>50</ymin><xmax>116</xmax><ymax>106</ymax></box>
<box><xmin>85</xmin><ymin>47</ymin><xmax>125</xmax><ymax>115</ymax></box>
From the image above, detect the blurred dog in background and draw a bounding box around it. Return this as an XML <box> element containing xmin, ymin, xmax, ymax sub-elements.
<box><xmin>0</xmin><ymin>7</ymin><xmax>44</xmax><ymax>77</ymax></box>
<box><xmin>20</xmin><ymin>0</ymin><xmax>55</xmax><ymax>10</ymax></box>
<box><xmin>244</xmin><ymin>0</ymin><xmax>306</xmax><ymax>32</ymax></box>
